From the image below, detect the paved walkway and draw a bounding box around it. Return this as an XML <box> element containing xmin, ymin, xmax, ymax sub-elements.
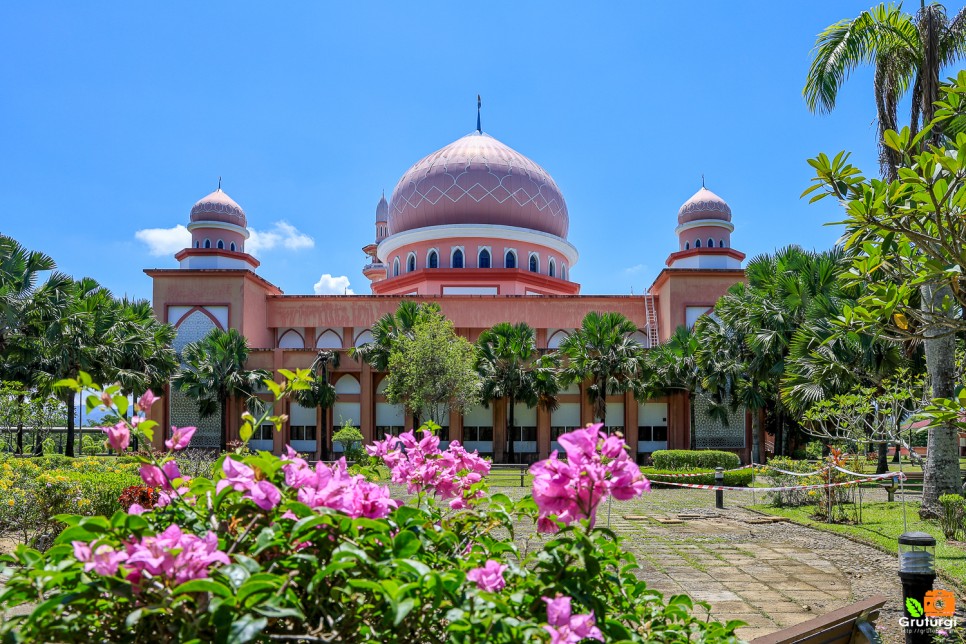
<box><xmin>501</xmin><ymin>485</ymin><xmax>948</xmax><ymax>643</ymax></box>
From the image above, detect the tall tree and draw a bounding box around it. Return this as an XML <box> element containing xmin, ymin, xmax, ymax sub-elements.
<box><xmin>560</xmin><ymin>312</ymin><xmax>646</xmax><ymax>427</ymax></box>
<box><xmin>805</xmin><ymin>2</ymin><xmax>966</xmax><ymax>511</ymax></box>
<box><xmin>293</xmin><ymin>349</ymin><xmax>339</xmax><ymax>458</ymax></box>
<box><xmin>350</xmin><ymin>300</ymin><xmax>428</xmax><ymax>372</ymax></box>
<box><xmin>37</xmin><ymin>278</ymin><xmax>122</xmax><ymax>457</ymax></box>
<box><xmin>476</xmin><ymin>322</ymin><xmax>560</xmax><ymax>463</ymax></box>
<box><xmin>384</xmin><ymin>307</ymin><xmax>480</xmax><ymax>428</ymax></box>
<box><xmin>173</xmin><ymin>328</ymin><xmax>269</xmax><ymax>452</ymax></box>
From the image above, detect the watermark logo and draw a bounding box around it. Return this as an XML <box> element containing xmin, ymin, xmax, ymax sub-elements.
<box><xmin>900</xmin><ymin>590</ymin><xmax>957</xmax><ymax>630</ymax></box>
<box><xmin>925</xmin><ymin>589</ymin><xmax>956</xmax><ymax>618</ymax></box>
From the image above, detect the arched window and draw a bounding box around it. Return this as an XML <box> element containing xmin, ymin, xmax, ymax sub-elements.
<box><xmin>505</xmin><ymin>250</ymin><xmax>516</xmax><ymax>269</ymax></box>
<box><xmin>407</xmin><ymin>253</ymin><xmax>416</xmax><ymax>272</ymax></box>
<box><xmin>428</xmin><ymin>250</ymin><xmax>439</xmax><ymax>269</ymax></box>
<box><xmin>479</xmin><ymin>249</ymin><xmax>491</xmax><ymax>268</ymax></box>
<box><xmin>195</xmin><ymin>241</ymin><xmax>200</xmax><ymax>248</ymax></box>
<box><xmin>452</xmin><ymin>248</ymin><xmax>464</xmax><ymax>268</ymax></box>
<box><xmin>217</xmin><ymin>239</ymin><xmax>225</xmax><ymax>249</ymax></box>
<box><xmin>695</xmin><ymin>239</ymin><xmax>701</xmax><ymax>248</ymax></box>
<box><xmin>720</xmin><ymin>239</ymin><xmax>726</xmax><ymax>248</ymax></box>
<box><xmin>685</xmin><ymin>241</ymin><xmax>690</xmax><ymax>250</ymax></box>
<box><xmin>529</xmin><ymin>254</ymin><xmax>539</xmax><ymax>273</ymax></box>
<box><xmin>548</xmin><ymin>258</ymin><xmax>556</xmax><ymax>277</ymax></box>
<box><xmin>204</xmin><ymin>239</ymin><xmax>211</xmax><ymax>249</ymax></box>
<box><xmin>561</xmin><ymin>265</ymin><xmax>567</xmax><ymax>280</ymax></box>
<box><xmin>707</xmin><ymin>239</ymin><xmax>714</xmax><ymax>248</ymax></box>
<box><xmin>393</xmin><ymin>257</ymin><xmax>400</xmax><ymax>277</ymax></box>
<box><xmin>230</xmin><ymin>242</ymin><xmax>236</xmax><ymax>251</ymax></box>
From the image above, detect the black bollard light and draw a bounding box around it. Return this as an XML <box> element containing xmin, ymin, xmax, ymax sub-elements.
<box><xmin>715</xmin><ymin>467</ymin><xmax>724</xmax><ymax>509</ymax></box>
<box><xmin>898</xmin><ymin>531</ymin><xmax>937</xmax><ymax>644</ymax></box>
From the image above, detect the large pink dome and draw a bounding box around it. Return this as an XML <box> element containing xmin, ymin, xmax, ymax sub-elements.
<box><xmin>190</xmin><ymin>188</ymin><xmax>247</xmax><ymax>228</ymax></box>
<box><xmin>677</xmin><ymin>187</ymin><xmax>731</xmax><ymax>225</ymax></box>
<box><xmin>387</xmin><ymin>132</ymin><xmax>569</xmax><ymax>238</ymax></box>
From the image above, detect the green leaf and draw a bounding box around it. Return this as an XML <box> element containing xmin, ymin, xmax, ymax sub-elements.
<box><xmin>906</xmin><ymin>597</ymin><xmax>924</xmax><ymax>617</ymax></box>
<box><xmin>174</xmin><ymin>579</ymin><xmax>233</xmax><ymax>598</ymax></box>
<box><xmin>228</xmin><ymin>615</ymin><xmax>268</xmax><ymax>643</ymax></box>
<box><xmin>393</xmin><ymin>530</ymin><xmax>421</xmax><ymax>558</ymax></box>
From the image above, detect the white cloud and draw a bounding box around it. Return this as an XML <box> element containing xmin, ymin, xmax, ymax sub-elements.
<box><xmin>134</xmin><ymin>225</ymin><xmax>191</xmax><ymax>256</ymax></box>
<box><xmin>135</xmin><ymin>220</ymin><xmax>314</xmax><ymax>258</ymax></box>
<box><xmin>623</xmin><ymin>264</ymin><xmax>647</xmax><ymax>275</ymax></box>
<box><xmin>313</xmin><ymin>274</ymin><xmax>355</xmax><ymax>295</ymax></box>
<box><xmin>248</xmin><ymin>221</ymin><xmax>314</xmax><ymax>255</ymax></box>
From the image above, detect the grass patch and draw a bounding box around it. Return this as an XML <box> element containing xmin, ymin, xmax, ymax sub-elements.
<box><xmin>751</xmin><ymin>501</ymin><xmax>966</xmax><ymax>586</ymax></box>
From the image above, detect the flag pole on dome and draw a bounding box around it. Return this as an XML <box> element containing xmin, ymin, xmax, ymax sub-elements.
<box><xmin>477</xmin><ymin>94</ymin><xmax>482</xmax><ymax>133</ymax></box>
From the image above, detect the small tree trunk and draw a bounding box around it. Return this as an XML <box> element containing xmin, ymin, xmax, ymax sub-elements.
<box><xmin>65</xmin><ymin>395</ymin><xmax>75</xmax><ymax>457</ymax></box>
<box><xmin>921</xmin><ymin>284</ymin><xmax>961</xmax><ymax>516</ymax></box>
<box><xmin>507</xmin><ymin>396</ymin><xmax>516</xmax><ymax>464</ymax></box>
<box><xmin>220</xmin><ymin>398</ymin><xmax>228</xmax><ymax>453</ymax></box>
<box><xmin>15</xmin><ymin>393</ymin><xmax>24</xmax><ymax>455</ymax></box>
<box><xmin>751</xmin><ymin>407</ymin><xmax>760</xmax><ymax>464</ymax></box>
<box><xmin>892</xmin><ymin>441</ymin><xmax>901</xmax><ymax>463</ymax></box>
<box><xmin>876</xmin><ymin>441</ymin><xmax>889</xmax><ymax>475</ymax></box>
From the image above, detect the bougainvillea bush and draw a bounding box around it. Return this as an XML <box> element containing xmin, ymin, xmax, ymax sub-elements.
<box><xmin>0</xmin><ymin>372</ymin><xmax>743</xmax><ymax>643</ymax></box>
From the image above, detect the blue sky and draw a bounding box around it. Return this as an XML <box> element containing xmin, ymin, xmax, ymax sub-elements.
<box><xmin>0</xmin><ymin>2</ymin><xmax>949</xmax><ymax>299</ymax></box>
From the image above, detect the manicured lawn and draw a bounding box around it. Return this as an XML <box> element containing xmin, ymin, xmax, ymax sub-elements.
<box><xmin>751</xmin><ymin>500</ymin><xmax>966</xmax><ymax>587</ymax></box>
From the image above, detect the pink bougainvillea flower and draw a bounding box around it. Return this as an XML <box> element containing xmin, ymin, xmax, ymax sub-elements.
<box><xmin>161</xmin><ymin>459</ymin><xmax>182</xmax><ymax>483</ymax></box>
<box><xmin>217</xmin><ymin>457</ymin><xmax>256</xmax><ymax>494</ymax></box>
<box><xmin>139</xmin><ymin>464</ymin><xmax>165</xmax><ymax>488</ymax></box>
<box><xmin>101</xmin><ymin>422</ymin><xmax>130</xmax><ymax>452</ymax></box>
<box><xmin>137</xmin><ymin>390</ymin><xmax>158</xmax><ymax>412</ymax></box>
<box><xmin>127</xmin><ymin>503</ymin><xmax>146</xmax><ymax>515</ymax></box>
<box><xmin>542</xmin><ymin>596</ymin><xmax>603</xmax><ymax>643</ymax></box>
<box><xmin>249</xmin><ymin>480</ymin><xmax>282</xmax><ymax>510</ymax></box>
<box><xmin>530</xmin><ymin>424</ymin><xmax>649</xmax><ymax>532</ymax></box>
<box><xmin>165</xmin><ymin>426</ymin><xmax>197</xmax><ymax>451</ymax></box>
<box><xmin>466</xmin><ymin>560</ymin><xmax>507</xmax><ymax>592</ymax></box>
<box><xmin>100</xmin><ymin>391</ymin><xmax>113</xmax><ymax>408</ymax></box>
<box><xmin>73</xmin><ymin>540</ymin><xmax>127</xmax><ymax>577</ymax></box>
<box><xmin>369</xmin><ymin>430</ymin><xmax>490</xmax><ymax>507</ymax></box>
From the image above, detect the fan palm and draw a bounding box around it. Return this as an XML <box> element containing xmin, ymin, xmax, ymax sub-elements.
<box><xmin>173</xmin><ymin>328</ymin><xmax>269</xmax><ymax>452</ymax></box>
<box><xmin>476</xmin><ymin>322</ymin><xmax>560</xmax><ymax>463</ymax></box>
<box><xmin>560</xmin><ymin>312</ymin><xmax>646</xmax><ymax>427</ymax></box>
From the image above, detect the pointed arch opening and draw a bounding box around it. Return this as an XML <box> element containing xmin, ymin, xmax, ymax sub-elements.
<box><xmin>407</xmin><ymin>253</ymin><xmax>416</xmax><ymax>272</ymax></box>
<box><xmin>478</xmin><ymin>248</ymin><xmax>491</xmax><ymax>268</ymax></box>
<box><xmin>452</xmin><ymin>248</ymin><xmax>464</xmax><ymax>268</ymax></box>
<box><xmin>504</xmin><ymin>250</ymin><xmax>516</xmax><ymax>269</ymax></box>
<box><xmin>427</xmin><ymin>249</ymin><xmax>439</xmax><ymax>269</ymax></box>
<box><xmin>529</xmin><ymin>253</ymin><xmax>539</xmax><ymax>273</ymax></box>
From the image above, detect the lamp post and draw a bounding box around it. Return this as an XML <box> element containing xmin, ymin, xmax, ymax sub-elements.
<box><xmin>898</xmin><ymin>531</ymin><xmax>936</xmax><ymax>644</ymax></box>
<box><xmin>715</xmin><ymin>467</ymin><xmax>724</xmax><ymax>509</ymax></box>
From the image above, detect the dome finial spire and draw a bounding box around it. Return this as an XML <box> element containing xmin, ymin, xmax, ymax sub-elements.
<box><xmin>218</xmin><ymin>176</ymin><xmax>222</xmax><ymax>191</ymax></box>
<box><xmin>701</xmin><ymin>173</ymin><xmax>705</xmax><ymax>188</ymax></box>
<box><xmin>476</xmin><ymin>94</ymin><xmax>482</xmax><ymax>133</ymax></box>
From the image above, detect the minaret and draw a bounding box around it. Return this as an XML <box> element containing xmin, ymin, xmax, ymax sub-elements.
<box><xmin>175</xmin><ymin>181</ymin><xmax>259</xmax><ymax>270</ymax></box>
<box><xmin>667</xmin><ymin>185</ymin><xmax>743</xmax><ymax>270</ymax></box>
<box><xmin>362</xmin><ymin>193</ymin><xmax>388</xmax><ymax>283</ymax></box>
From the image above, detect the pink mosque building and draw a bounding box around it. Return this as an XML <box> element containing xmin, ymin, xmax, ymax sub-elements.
<box><xmin>146</xmin><ymin>117</ymin><xmax>751</xmax><ymax>463</ymax></box>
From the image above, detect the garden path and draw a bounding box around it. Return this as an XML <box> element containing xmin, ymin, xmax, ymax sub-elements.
<box><xmin>501</xmin><ymin>485</ymin><xmax>946</xmax><ymax>643</ymax></box>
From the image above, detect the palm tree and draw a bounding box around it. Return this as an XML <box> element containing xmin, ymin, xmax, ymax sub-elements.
<box><xmin>644</xmin><ymin>325</ymin><xmax>702</xmax><ymax>449</ymax></box>
<box><xmin>293</xmin><ymin>349</ymin><xmax>340</xmax><ymax>458</ymax></box>
<box><xmin>37</xmin><ymin>278</ymin><xmax>122</xmax><ymax>457</ymax></box>
<box><xmin>476</xmin><ymin>322</ymin><xmax>560</xmax><ymax>463</ymax></box>
<box><xmin>0</xmin><ymin>235</ymin><xmax>70</xmax><ymax>353</ymax></box>
<box><xmin>804</xmin><ymin>2</ymin><xmax>966</xmax><ymax>179</ymax></box>
<box><xmin>560</xmin><ymin>312</ymin><xmax>646</xmax><ymax>428</ymax></box>
<box><xmin>112</xmin><ymin>299</ymin><xmax>178</xmax><ymax>405</ymax></box>
<box><xmin>173</xmin><ymin>328</ymin><xmax>269</xmax><ymax>452</ymax></box>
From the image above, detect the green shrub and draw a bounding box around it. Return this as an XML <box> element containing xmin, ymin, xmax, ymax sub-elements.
<box><xmin>762</xmin><ymin>457</ymin><xmax>819</xmax><ymax>507</ymax></box>
<box><xmin>651</xmin><ymin>449</ymin><xmax>740</xmax><ymax>470</ymax></box>
<box><xmin>939</xmin><ymin>494</ymin><xmax>966</xmax><ymax>540</ymax></box>
<box><xmin>641</xmin><ymin>467</ymin><xmax>753</xmax><ymax>487</ymax></box>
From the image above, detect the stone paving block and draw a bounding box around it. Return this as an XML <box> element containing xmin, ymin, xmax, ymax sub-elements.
<box><xmin>688</xmin><ymin>590</ymin><xmax>743</xmax><ymax>602</ymax></box>
<box><xmin>706</xmin><ymin>601</ymin><xmax>758</xmax><ymax>614</ymax></box>
<box><xmin>735</xmin><ymin>628</ymin><xmax>778</xmax><ymax>640</ymax></box>
<box><xmin>770</xmin><ymin>612</ymin><xmax>815</xmax><ymax>627</ymax></box>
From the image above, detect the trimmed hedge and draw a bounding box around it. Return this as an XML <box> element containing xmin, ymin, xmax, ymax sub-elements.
<box><xmin>641</xmin><ymin>467</ymin><xmax>753</xmax><ymax>487</ymax></box>
<box><xmin>651</xmin><ymin>449</ymin><xmax>740</xmax><ymax>470</ymax></box>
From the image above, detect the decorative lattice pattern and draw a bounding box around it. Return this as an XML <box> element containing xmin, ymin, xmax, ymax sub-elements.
<box><xmin>693</xmin><ymin>394</ymin><xmax>745</xmax><ymax>449</ymax></box>
<box><xmin>170</xmin><ymin>310</ymin><xmax>221</xmax><ymax>449</ymax></box>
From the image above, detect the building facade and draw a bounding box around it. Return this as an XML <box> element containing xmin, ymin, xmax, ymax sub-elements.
<box><xmin>147</xmin><ymin>121</ymin><xmax>754</xmax><ymax>463</ymax></box>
